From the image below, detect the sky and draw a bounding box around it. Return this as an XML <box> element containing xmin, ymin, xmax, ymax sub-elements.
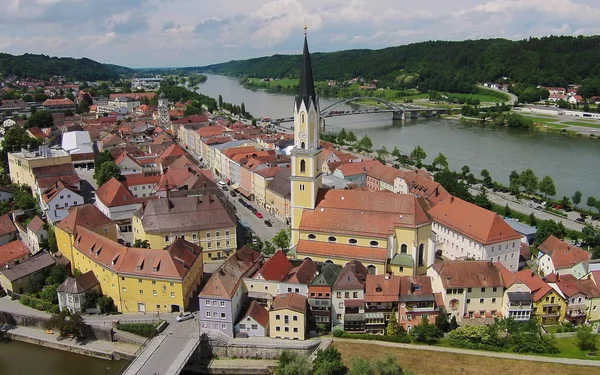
<box><xmin>2</xmin><ymin>0</ymin><xmax>600</xmax><ymax>68</ymax></box>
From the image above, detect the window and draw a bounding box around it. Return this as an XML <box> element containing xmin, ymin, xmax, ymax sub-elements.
<box><xmin>216</xmin><ymin>231</ymin><xmax>221</xmax><ymax>238</ymax></box>
<box><xmin>251</xmin><ymin>324</ymin><xmax>258</xmax><ymax>330</ymax></box>
<box><xmin>492</xmin><ymin>287</ymin><xmax>497</xmax><ymax>292</ymax></box>
<box><xmin>345</xmin><ymin>292</ymin><xmax>349</xmax><ymax>298</ymax></box>
<box><xmin>171</xmin><ymin>292</ymin><xmax>175</xmax><ymax>298</ymax></box>
<box><xmin>328</xmin><ymin>236</ymin><xmax>337</xmax><ymax>243</ymax></box>
<box><xmin>300</xmin><ymin>184</ymin><xmax>305</xmax><ymax>191</ymax></box>
<box><xmin>60</xmin><ymin>195</ymin><xmax>64</xmax><ymax>199</ymax></box>
<box><xmin>467</xmin><ymin>288</ymin><xmax>472</xmax><ymax>293</ymax></box>
<box><xmin>353</xmin><ymin>292</ymin><xmax>358</xmax><ymax>298</ymax></box>
<box><xmin>293</xmin><ymin>327</ymin><xmax>298</xmax><ymax>333</ymax></box>
<box><xmin>276</xmin><ymin>314</ymin><xmax>281</xmax><ymax>320</ymax></box>
<box><xmin>348</xmin><ymin>238</ymin><xmax>358</xmax><ymax>245</ymax></box>
<box><xmin>284</xmin><ymin>327</ymin><xmax>289</xmax><ymax>332</ymax></box>
<box><xmin>300</xmin><ymin>160</ymin><xmax>306</xmax><ymax>173</ymax></box>
<box><xmin>205</xmin><ymin>311</ymin><xmax>211</xmax><ymax>317</ymax></box>
<box><xmin>467</xmin><ymin>299</ymin><xmax>471</xmax><ymax>304</ymax></box>
<box><xmin>170</xmin><ymin>282</ymin><xmax>174</xmax><ymax>287</ymax></box>
<box><xmin>293</xmin><ymin>316</ymin><xmax>298</xmax><ymax>321</ymax></box>
<box><xmin>152</xmin><ymin>280</ymin><xmax>156</xmax><ymax>285</ymax></box>
<box><xmin>481</xmin><ymin>288</ymin><xmax>486</xmax><ymax>293</ymax></box>
<box><xmin>205</xmin><ymin>300</ymin><xmax>211</xmax><ymax>306</ymax></box>
<box><xmin>225</xmin><ymin>230</ymin><xmax>230</xmax><ymax>237</ymax></box>
<box><xmin>418</xmin><ymin>243</ymin><xmax>424</xmax><ymax>266</ymax></box>
<box><xmin>369</xmin><ymin>240</ymin><xmax>379</xmax><ymax>248</ymax></box>
<box><xmin>220</xmin><ymin>301</ymin><xmax>225</xmax><ymax>307</ymax></box>
<box><xmin>221</xmin><ymin>324</ymin><xmax>227</xmax><ymax>330</ymax></box>
<box><xmin>239</xmin><ymin>324</ymin><xmax>246</xmax><ymax>329</ymax></box>
<box><xmin>207</xmin><ymin>242</ymin><xmax>212</xmax><ymax>249</ymax></box>
<box><xmin>288</xmin><ymin>287</ymin><xmax>292</xmax><ymax>292</ymax></box>
<box><xmin>479</xmin><ymin>310</ymin><xmax>485</xmax><ymax>316</ymax></box>
<box><xmin>138</xmin><ymin>279</ymin><xmax>142</xmax><ymax>283</ymax></box>
<box><xmin>217</xmin><ymin>241</ymin><xmax>221</xmax><ymax>248</ymax></box>
<box><xmin>139</xmin><ymin>290</ymin><xmax>143</xmax><ymax>295</ymax></box>
<box><xmin>192</xmin><ymin>233</ymin><xmax>197</xmax><ymax>241</ymax></box>
<box><xmin>221</xmin><ymin>313</ymin><xmax>226</xmax><ymax>319</ymax></box>
<box><xmin>153</xmin><ymin>290</ymin><xmax>157</xmax><ymax>296</ymax></box>
<box><xmin>164</xmin><ymin>235</ymin><xmax>169</xmax><ymax>242</ymax></box>
<box><xmin>206</xmin><ymin>232</ymin><xmax>211</xmax><ymax>238</ymax></box>
<box><xmin>336</xmin><ymin>292</ymin><xmax>341</xmax><ymax>298</ymax></box>
<box><xmin>336</xmin><ymin>314</ymin><xmax>342</xmax><ymax>320</ymax></box>
<box><xmin>400</xmin><ymin>244</ymin><xmax>408</xmax><ymax>254</ymax></box>
<box><xmin>492</xmin><ymin>298</ymin><xmax>496</xmax><ymax>303</ymax></box>
<box><xmin>295</xmin><ymin>288</ymin><xmax>299</xmax><ymax>293</ymax></box>
<box><xmin>479</xmin><ymin>298</ymin><xmax>484</xmax><ymax>304</ymax></box>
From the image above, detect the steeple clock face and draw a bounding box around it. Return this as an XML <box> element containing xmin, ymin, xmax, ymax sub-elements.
<box><xmin>298</xmin><ymin>131</ymin><xmax>307</xmax><ymax>140</ymax></box>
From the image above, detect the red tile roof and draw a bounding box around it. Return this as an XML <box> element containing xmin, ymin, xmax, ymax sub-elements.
<box><xmin>336</xmin><ymin>160</ymin><xmax>378</xmax><ymax>177</ymax></box>
<box><xmin>109</xmin><ymin>93</ymin><xmax>156</xmax><ymax>100</ymax></box>
<box><xmin>26</xmin><ymin>216</ymin><xmax>45</xmax><ymax>233</ymax></box>
<box><xmin>296</xmin><ymin>240</ymin><xmax>387</xmax><ymax>263</ymax></box>
<box><xmin>428</xmin><ymin>197</ymin><xmax>522</xmax><ymax>245</ymax></box>
<box><xmin>241</xmin><ymin>300</ymin><xmax>269</xmax><ymax>328</ymax></box>
<box><xmin>56</xmin><ymin>204</ymin><xmax>114</xmax><ymax>234</ymax></box>
<box><xmin>432</xmin><ymin>260</ymin><xmax>506</xmax><ymax>288</ymax></box>
<box><xmin>333</xmin><ymin>260</ymin><xmax>368</xmax><ymax>290</ymax></box>
<box><xmin>538</xmin><ymin>235</ymin><xmax>590</xmax><ymax>270</ymax></box>
<box><xmin>271</xmin><ymin>293</ymin><xmax>307</xmax><ymax>314</ymax></box>
<box><xmin>299</xmin><ymin>189</ymin><xmax>429</xmax><ymax>237</ymax></box>
<box><xmin>0</xmin><ymin>240</ymin><xmax>30</xmax><ymax>267</ymax></box>
<box><xmin>114</xmin><ymin>151</ymin><xmax>143</xmax><ymax>168</ymax></box>
<box><xmin>514</xmin><ymin>270</ymin><xmax>555</xmax><ymax>302</ymax></box>
<box><xmin>124</xmin><ymin>174</ymin><xmax>161</xmax><ymax>188</ymax></box>
<box><xmin>254</xmin><ymin>250</ymin><xmax>293</xmax><ymax>281</ymax></box>
<box><xmin>200</xmin><ymin>247</ymin><xmax>263</xmax><ymax>299</ymax></box>
<box><xmin>0</xmin><ymin>214</ymin><xmax>17</xmax><ymax>237</ymax></box>
<box><xmin>43</xmin><ymin>98</ymin><xmax>75</xmax><ymax>106</ymax></box>
<box><xmin>365</xmin><ymin>274</ymin><xmax>401</xmax><ymax>302</ymax></box>
<box><xmin>284</xmin><ymin>258</ymin><xmax>318</xmax><ymax>285</ymax></box>
<box><xmin>95</xmin><ymin>178</ymin><xmax>137</xmax><ymax>208</ymax></box>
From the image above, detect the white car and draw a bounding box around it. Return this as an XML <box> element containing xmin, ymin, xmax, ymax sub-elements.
<box><xmin>176</xmin><ymin>312</ymin><xmax>194</xmax><ymax>322</ymax></box>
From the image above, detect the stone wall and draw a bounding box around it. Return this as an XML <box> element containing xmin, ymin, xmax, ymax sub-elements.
<box><xmin>196</xmin><ymin>335</ymin><xmax>320</xmax><ymax>360</ymax></box>
<box><xmin>0</xmin><ymin>310</ymin><xmax>113</xmax><ymax>341</ymax></box>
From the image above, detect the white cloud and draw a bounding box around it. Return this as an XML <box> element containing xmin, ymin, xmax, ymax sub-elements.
<box><xmin>1</xmin><ymin>0</ymin><xmax>599</xmax><ymax>67</ymax></box>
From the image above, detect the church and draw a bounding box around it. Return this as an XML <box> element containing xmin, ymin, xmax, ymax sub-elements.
<box><xmin>289</xmin><ymin>30</ymin><xmax>434</xmax><ymax>276</ymax></box>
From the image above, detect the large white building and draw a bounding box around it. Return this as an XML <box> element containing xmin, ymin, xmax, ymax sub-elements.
<box><xmin>428</xmin><ymin>197</ymin><xmax>522</xmax><ymax>271</ymax></box>
<box><xmin>40</xmin><ymin>180</ymin><xmax>84</xmax><ymax>224</ymax></box>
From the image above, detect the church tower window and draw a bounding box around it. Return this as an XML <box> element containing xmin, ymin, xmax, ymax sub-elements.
<box><xmin>300</xmin><ymin>160</ymin><xmax>306</xmax><ymax>173</ymax></box>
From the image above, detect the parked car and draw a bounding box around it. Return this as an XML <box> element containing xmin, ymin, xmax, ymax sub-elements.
<box><xmin>176</xmin><ymin>312</ymin><xmax>194</xmax><ymax>322</ymax></box>
<box><xmin>230</xmin><ymin>190</ymin><xmax>237</xmax><ymax>197</ymax></box>
<box><xmin>255</xmin><ymin>212</ymin><xmax>263</xmax><ymax>218</ymax></box>
<box><xmin>576</xmin><ymin>217</ymin><xmax>585</xmax><ymax>223</ymax></box>
<box><xmin>251</xmin><ymin>207</ymin><xmax>258</xmax><ymax>214</ymax></box>
<box><xmin>238</xmin><ymin>198</ymin><xmax>245</xmax><ymax>204</ymax></box>
<box><xmin>264</xmin><ymin>220</ymin><xmax>273</xmax><ymax>227</ymax></box>
<box><xmin>535</xmin><ymin>206</ymin><xmax>543</xmax><ymax>210</ymax></box>
<box><xmin>246</xmin><ymin>204</ymin><xmax>253</xmax><ymax>211</ymax></box>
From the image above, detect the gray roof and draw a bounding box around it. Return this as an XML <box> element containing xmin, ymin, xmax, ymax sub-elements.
<box><xmin>56</xmin><ymin>270</ymin><xmax>99</xmax><ymax>294</ymax></box>
<box><xmin>266</xmin><ymin>169</ymin><xmax>291</xmax><ymax>199</ymax></box>
<box><xmin>322</xmin><ymin>174</ymin><xmax>351</xmax><ymax>189</ymax></box>
<box><xmin>0</xmin><ymin>252</ymin><xmax>56</xmax><ymax>281</ymax></box>
<box><xmin>138</xmin><ymin>195</ymin><xmax>235</xmax><ymax>233</ymax></box>
<box><xmin>505</xmin><ymin>219</ymin><xmax>537</xmax><ymax>236</ymax></box>
<box><xmin>311</xmin><ymin>263</ymin><xmax>341</xmax><ymax>287</ymax></box>
<box><xmin>507</xmin><ymin>292</ymin><xmax>533</xmax><ymax>303</ymax></box>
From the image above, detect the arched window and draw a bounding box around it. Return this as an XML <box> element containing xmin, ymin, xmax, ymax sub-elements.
<box><xmin>300</xmin><ymin>159</ymin><xmax>306</xmax><ymax>173</ymax></box>
<box><xmin>369</xmin><ymin>240</ymin><xmax>379</xmax><ymax>248</ymax></box>
<box><xmin>367</xmin><ymin>265</ymin><xmax>377</xmax><ymax>275</ymax></box>
<box><xmin>307</xmin><ymin>234</ymin><xmax>316</xmax><ymax>240</ymax></box>
<box><xmin>418</xmin><ymin>243</ymin><xmax>425</xmax><ymax>266</ymax></box>
<box><xmin>400</xmin><ymin>244</ymin><xmax>408</xmax><ymax>254</ymax></box>
<box><xmin>348</xmin><ymin>238</ymin><xmax>358</xmax><ymax>246</ymax></box>
<box><xmin>328</xmin><ymin>236</ymin><xmax>337</xmax><ymax>243</ymax></box>
<box><xmin>300</xmin><ymin>142</ymin><xmax>305</xmax><ymax>149</ymax></box>
<box><xmin>301</xmin><ymin>113</ymin><xmax>305</xmax><ymax>123</ymax></box>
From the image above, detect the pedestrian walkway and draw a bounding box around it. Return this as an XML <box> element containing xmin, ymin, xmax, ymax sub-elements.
<box><xmin>1</xmin><ymin>324</ymin><xmax>139</xmax><ymax>359</ymax></box>
<box><xmin>331</xmin><ymin>338</ymin><xmax>600</xmax><ymax>367</ymax></box>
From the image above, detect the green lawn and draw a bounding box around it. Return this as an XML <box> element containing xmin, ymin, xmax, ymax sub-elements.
<box><xmin>560</xmin><ymin>121</ymin><xmax>600</xmax><ymax>129</ymax></box>
<box><xmin>552</xmin><ymin>335</ymin><xmax>600</xmax><ymax>360</ymax></box>
<box><xmin>545</xmin><ymin>325</ymin><xmax>561</xmax><ymax>334</ymax></box>
<box><xmin>521</xmin><ymin>115</ymin><xmax>560</xmax><ymax>123</ymax></box>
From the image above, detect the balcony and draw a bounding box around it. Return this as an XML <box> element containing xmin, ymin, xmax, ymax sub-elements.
<box><xmin>406</xmin><ymin>305</ymin><xmax>436</xmax><ymax>313</ymax></box>
<box><xmin>508</xmin><ymin>303</ymin><xmax>533</xmax><ymax>310</ymax></box>
<box><xmin>365</xmin><ymin>304</ymin><xmax>395</xmax><ymax>312</ymax></box>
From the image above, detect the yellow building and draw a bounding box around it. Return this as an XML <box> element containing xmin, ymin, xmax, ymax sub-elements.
<box><xmin>516</xmin><ymin>270</ymin><xmax>567</xmax><ymax>324</ymax></box>
<box><xmin>269</xmin><ymin>293</ymin><xmax>307</xmax><ymax>340</ymax></box>
<box><xmin>8</xmin><ymin>147</ymin><xmax>72</xmax><ymax>189</ymax></box>
<box><xmin>288</xmin><ymin>33</ymin><xmax>432</xmax><ymax>276</ymax></box>
<box><xmin>265</xmin><ymin>169</ymin><xmax>291</xmax><ymax>224</ymax></box>
<box><xmin>253</xmin><ymin>167</ymin><xmax>279</xmax><ymax>209</ymax></box>
<box><xmin>0</xmin><ymin>252</ymin><xmax>56</xmax><ymax>295</ymax></box>
<box><xmin>132</xmin><ymin>194</ymin><xmax>237</xmax><ymax>261</ymax></box>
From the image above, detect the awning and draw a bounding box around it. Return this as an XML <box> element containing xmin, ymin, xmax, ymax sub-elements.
<box><xmin>236</xmin><ymin>187</ymin><xmax>254</xmax><ymax>199</ymax></box>
<box><xmin>345</xmin><ymin>299</ymin><xmax>365</xmax><ymax>308</ymax></box>
<box><xmin>364</xmin><ymin>312</ymin><xmax>385</xmax><ymax>319</ymax></box>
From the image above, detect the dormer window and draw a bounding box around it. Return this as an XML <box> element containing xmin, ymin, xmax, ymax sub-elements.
<box><xmin>328</xmin><ymin>236</ymin><xmax>337</xmax><ymax>243</ymax></box>
<box><xmin>307</xmin><ymin>233</ymin><xmax>316</xmax><ymax>241</ymax></box>
<box><xmin>348</xmin><ymin>238</ymin><xmax>358</xmax><ymax>246</ymax></box>
<box><xmin>369</xmin><ymin>240</ymin><xmax>379</xmax><ymax>248</ymax></box>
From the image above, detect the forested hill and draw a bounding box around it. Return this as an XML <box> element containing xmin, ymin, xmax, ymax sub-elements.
<box><xmin>0</xmin><ymin>53</ymin><xmax>133</xmax><ymax>81</ymax></box>
<box><xmin>197</xmin><ymin>35</ymin><xmax>600</xmax><ymax>94</ymax></box>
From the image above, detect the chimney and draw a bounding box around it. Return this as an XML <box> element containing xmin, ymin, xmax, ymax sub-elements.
<box><xmin>384</xmin><ymin>275</ymin><xmax>390</xmax><ymax>280</ymax></box>
<box><xmin>410</xmin><ymin>282</ymin><xmax>415</xmax><ymax>293</ymax></box>
<box><xmin>450</xmin><ymin>196</ymin><xmax>454</xmax><ymax>203</ymax></box>
<box><xmin>209</xmin><ymin>194</ymin><xmax>214</xmax><ymax>203</ymax></box>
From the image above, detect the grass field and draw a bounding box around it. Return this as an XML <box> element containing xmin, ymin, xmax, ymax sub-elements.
<box><xmin>552</xmin><ymin>335</ymin><xmax>600</xmax><ymax>360</ymax></box>
<box><xmin>333</xmin><ymin>341</ymin><xmax>596</xmax><ymax>375</ymax></box>
<box><xmin>521</xmin><ymin>115</ymin><xmax>560</xmax><ymax>123</ymax></box>
<box><xmin>560</xmin><ymin>121</ymin><xmax>600</xmax><ymax>129</ymax></box>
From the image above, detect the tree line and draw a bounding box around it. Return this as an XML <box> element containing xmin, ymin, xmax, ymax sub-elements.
<box><xmin>198</xmin><ymin>35</ymin><xmax>600</xmax><ymax>95</ymax></box>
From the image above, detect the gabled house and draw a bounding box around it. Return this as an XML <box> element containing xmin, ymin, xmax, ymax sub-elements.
<box><xmin>57</xmin><ymin>270</ymin><xmax>101</xmax><ymax>313</ymax></box>
<box><xmin>497</xmin><ymin>263</ymin><xmax>532</xmax><ymax>321</ymax></box>
<box><xmin>398</xmin><ymin>276</ymin><xmax>441</xmax><ymax>332</ymax></box>
<box><xmin>94</xmin><ymin>177</ymin><xmax>142</xmax><ymax>232</ymax></box>
<box><xmin>40</xmin><ymin>179</ymin><xmax>84</xmax><ymax>223</ymax></box>
<box><xmin>0</xmin><ymin>252</ymin><xmax>56</xmax><ymax>295</ymax></box>
<box><xmin>308</xmin><ymin>263</ymin><xmax>341</xmax><ymax>330</ymax></box>
<box><xmin>515</xmin><ymin>270</ymin><xmax>567</xmax><ymax>324</ymax></box>
<box><xmin>553</xmin><ymin>276</ymin><xmax>600</xmax><ymax>324</ymax></box>
<box><xmin>199</xmin><ymin>247</ymin><xmax>263</xmax><ymax>337</ymax></box>
<box><xmin>537</xmin><ymin>235</ymin><xmax>590</xmax><ymax>278</ymax></box>
<box><xmin>26</xmin><ymin>216</ymin><xmax>47</xmax><ymax>255</ymax></box>
<box><xmin>331</xmin><ymin>260</ymin><xmax>368</xmax><ymax>332</ymax></box>
<box><xmin>0</xmin><ymin>240</ymin><xmax>30</xmax><ymax>268</ymax></box>
<box><xmin>269</xmin><ymin>293</ymin><xmax>308</xmax><ymax>340</ymax></box>
<box><xmin>364</xmin><ymin>274</ymin><xmax>401</xmax><ymax>334</ymax></box>
<box><xmin>115</xmin><ymin>151</ymin><xmax>144</xmax><ymax>175</ymax></box>
<box><xmin>0</xmin><ymin>214</ymin><xmax>17</xmax><ymax>246</ymax></box>
<box><xmin>234</xmin><ymin>300</ymin><xmax>269</xmax><ymax>338</ymax></box>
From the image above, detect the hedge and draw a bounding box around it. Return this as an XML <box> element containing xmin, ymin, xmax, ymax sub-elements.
<box><xmin>20</xmin><ymin>295</ymin><xmax>54</xmax><ymax>312</ymax></box>
<box><xmin>333</xmin><ymin>330</ymin><xmax>411</xmax><ymax>344</ymax></box>
<box><xmin>116</xmin><ymin>322</ymin><xmax>158</xmax><ymax>338</ymax></box>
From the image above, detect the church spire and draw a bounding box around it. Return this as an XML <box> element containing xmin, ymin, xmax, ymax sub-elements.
<box><xmin>296</xmin><ymin>29</ymin><xmax>316</xmax><ymax>110</ymax></box>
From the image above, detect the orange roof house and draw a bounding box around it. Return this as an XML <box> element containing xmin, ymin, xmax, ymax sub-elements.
<box><xmin>538</xmin><ymin>235</ymin><xmax>590</xmax><ymax>276</ymax></box>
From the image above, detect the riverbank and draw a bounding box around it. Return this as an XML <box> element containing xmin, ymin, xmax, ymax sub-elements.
<box><xmin>0</xmin><ymin>324</ymin><xmax>138</xmax><ymax>360</ymax></box>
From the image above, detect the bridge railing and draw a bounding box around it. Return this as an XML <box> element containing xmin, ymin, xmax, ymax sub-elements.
<box><xmin>115</xmin><ymin>333</ymin><xmax>157</xmax><ymax>375</ymax></box>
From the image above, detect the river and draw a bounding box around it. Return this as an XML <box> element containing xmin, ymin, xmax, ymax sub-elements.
<box><xmin>198</xmin><ymin>74</ymin><xmax>599</xmax><ymax>199</ymax></box>
<box><xmin>0</xmin><ymin>339</ymin><xmax>126</xmax><ymax>375</ymax></box>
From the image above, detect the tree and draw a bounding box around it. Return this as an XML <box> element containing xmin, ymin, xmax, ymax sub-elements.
<box><xmin>358</xmin><ymin>135</ymin><xmax>373</xmax><ymax>151</ymax></box>
<box><xmin>539</xmin><ymin>175</ymin><xmax>556</xmax><ymax>199</ymax></box>
<box><xmin>349</xmin><ymin>358</ymin><xmax>375</xmax><ymax>375</ymax></box>
<box><xmin>45</xmin><ymin>311</ymin><xmax>86</xmax><ymax>339</ymax></box>
<box><xmin>587</xmin><ymin>196</ymin><xmax>597</xmax><ymax>211</ymax></box>
<box><xmin>435</xmin><ymin>311</ymin><xmax>450</xmax><ymax>333</ymax></box>
<box><xmin>240</xmin><ymin>102</ymin><xmax>246</xmax><ymax>116</ymax></box>
<box><xmin>576</xmin><ymin>325</ymin><xmax>596</xmax><ymax>351</ymax></box>
<box><xmin>529</xmin><ymin>213</ymin><xmax>537</xmax><ymax>227</ymax></box>
<box><xmin>12</xmin><ymin>185</ymin><xmax>37</xmax><ymax>210</ymax></box>
<box><xmin>98</xmin><ymin>295</ymin><xmax>117</xmax><ymax>314</ymax></box>
<box><xmin>561</xmin><ymin>196</ymin><xmax>571</xmax><ymax>208</ymax></box>
<box><xmin>1</xmin><ymin>126</ymin><xmax>41</xmax><ymax>165</ymax></box>
<box><xmin>377</xmin><ymin>146</ymin><xmax>389</xmax><ymax>159</ymax></box>
<box><xmin>313</xmin><ymin>347</ymin><xmax>346</xmax><ymax>375</ymax></box>
<box><xmin>133</xmin><ymin>239</ymin><xmax>150</xmax><ymax>248</ymax></box>
<box><xmin>480</xmin><ymin>169</ymin><xmax>493</xmax><ymax>187</ymax></box>
<box><xmin>276</xmin><ymin>350</ymin><xmax>313</xmax><ymax>375</ymax></box>
<box><xmin>218</xmin><ymin>95</ymin><xmax>223</xmax><ymax>109</ymax></box>
<box><xmin>374</xmin><ymin>354</ymin><xmax>403</xmax><ymax>375</ymax></box>
<box><xmin>504</xmin><ymin>204</ymin><xmax>512</xmax><ymax>217</ymax></box>
<box><xmin>40</xmin><ymin>284</ymin><xmax>59</xmax><ymax>304</ymax></box>
<box><xmin>386</xmin><ymin>310</ymin><xmax>401</xmax><ymax>336</ymax></box>
<box><xmin>95</xmin><ymin>162</ymin><xmax>123</xmax><ymax>187</ymax></box>
<box><xmin>519</xmin><ymin>169</ymin><xmax>538</xmax><ymax>195</ymax></box>
<box><xmin>338</xmin><ymin>128</ymin><xmax>347</xmax><ymax>143</ymax></box>
<box><xmin>346</xmin><ymin>131</ymin><xmax>357</xmax><ymax>143</ymax></box>
<box><xmin>272</xmin><ymin>229</ymin><xmax>291</xmax><ymax>250</ymax></box>
<box><xmin>410</xmin><ymin>146</ymin><xmax>427</xmax><ymax>165</ymax></box>
<box><xmin>596</xmin><ymin>199</ymin><xmax>600</xmax><ymax>214</ymax></box>
<box><xmin>84</xmin><ymin>290</ymin><xmax>101</xmax><ymax>309</ymax></box>
<box><xmin>461</xmin><ymin>165</ymin><xmax>470</xmax><ymax>179</ymax></box>
<box><xmin>432</xmin><ymin>153</ymin><xmax>449</xmax><ymax>170</ymax></box>
<box><xmin>262</xmin><ymin>240</ymin><xmax>276</xmax><ymax>256</ymax></box>
<box><xmin>449</xmin><ymin>316</ymin><xmax>459</xmax><ymax>331</ymax></box>
<box><xmin>409</xmin><ymin>319</ymin><xmax>440</xmax><ymax>345</ymax></box>
<box><xmin>473</xmin><ymin>187</ymin><xmax>492</xmax><ymax>210</ymax></box>
<box><xmin>46</xmin><ymin>264</ymin><xmax>68</xmax><ymax>285</ymax></box>
<box><xmin>392</xmin><ymin>146</ymin><xmax>402</xmax><ymax>159</ymax></box>
<box><xmin>535</xmin><ymin>219</ymin><xmax>566</xmax><ymax>246</ymax></box>
<box><xmin>582</xmin><ymin>224</ymin><xmax>600</xmax><ymax>248</ymax></box>
<box><xmin>573</xmin><ymin>191</ymin><xmax>582</xmax><ymax>207</ymax></box>
<box><xmin>434</xmin><ymin>169</ymin><xmax>472</xmax><ymax>202</ymax></box>
<box><xmin>26</xmin><ymin>110</ymin><xmax>54</xmax><ymax>129</ymax></box>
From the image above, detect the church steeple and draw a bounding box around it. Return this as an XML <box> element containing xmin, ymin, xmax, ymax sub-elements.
<box><xmin>296</xmin><ymin>33</ymin><xmax>316</xmax><ymax>111</ymax></box>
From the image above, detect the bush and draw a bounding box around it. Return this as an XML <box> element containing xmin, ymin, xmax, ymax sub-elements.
<box><xmin>332</xmin><ymin>329</ymin><xmax>344</xmax><ymax>338</ymax></box>
<box><xmin>338</xmin><ymin>332</ymin><xmax>411</xmax><ymax>344</ymax></box>
<box><xmin>98</xmin><ymin>295</ymin><xmax>117</xmax><ymax>314</ymax></box>
<box><xmin>409</xmin><ymin>320</ymin><xmax>441</xmax><ymax>345</ymax></box>
<box><xmin>0</xmin><ymin>289</ymin><xmax>6</xmax><ymax>298</ymax></box>
<box><xmin>20</xmin><ymin>294</ymin><xmax>54</xmax><ymax>312</ymax></box>
<box><xmin>576</xmin><ymin>325</ymin><xmax>597</xmax><ymax>352</ymax></box>
<box><xmin>116</xmin><ymin>323</ymin><xmax>158</xmax><ymax>338</ymax></box>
